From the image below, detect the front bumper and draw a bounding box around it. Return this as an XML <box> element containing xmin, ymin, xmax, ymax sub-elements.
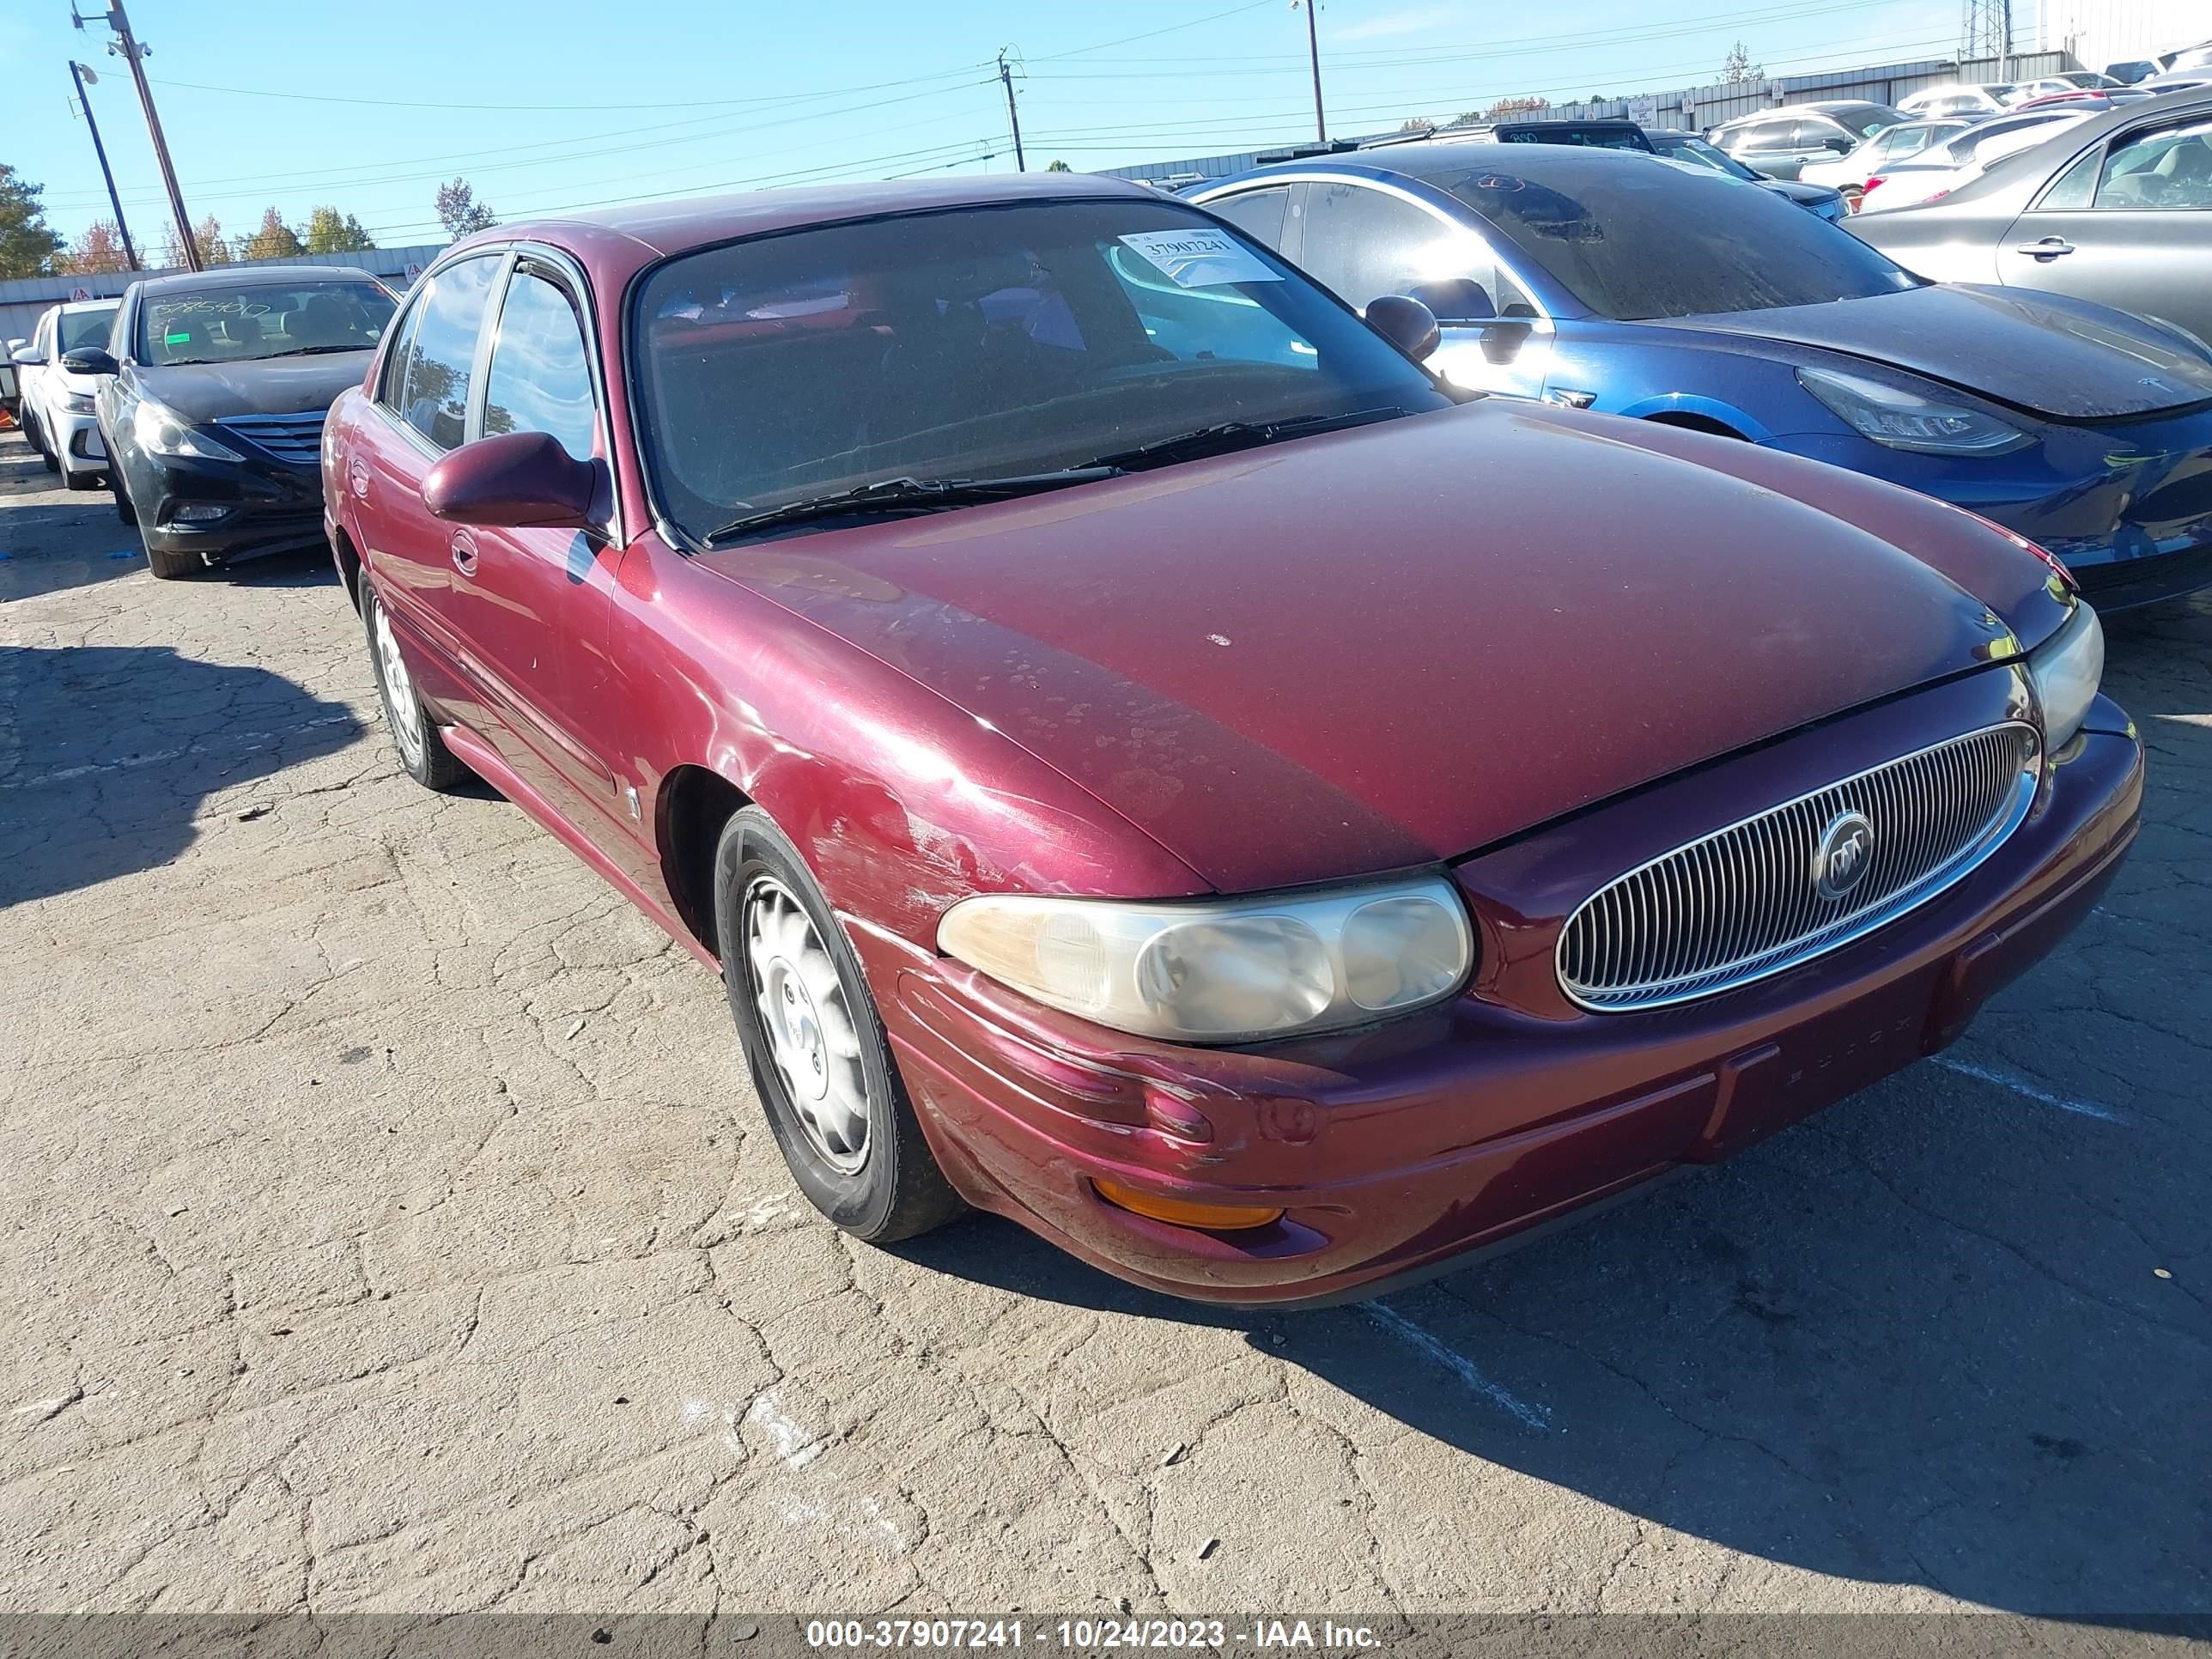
<box><xmin>54</xmin><ymin>410</ymin><xmax>106</xmax><ymax>479</ymax></box>
<box><xmin>862</xmin><ymin>682</ymin><xmax>2142</xmax><ymax>1307</ymax></box>
<box><xmin>125</xmin><ymin>447</ymin><xmax>327</xmax><ymax>566</ymax></box>
<box><xmin>1773</xmin><ymin>409</ymin><xmax>2212</xmax><ymax>611</ymax></box>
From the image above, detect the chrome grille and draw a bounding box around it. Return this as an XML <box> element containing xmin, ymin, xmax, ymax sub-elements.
<box><xmin>1558</xmin><ymin>724</ymin><xmax>2040</xmax><ymax>1012</ymax></box>
<box><xmin>215</xmin><ymin>410</ymin><xmax>326</xmax><ymax>464</ymax></box>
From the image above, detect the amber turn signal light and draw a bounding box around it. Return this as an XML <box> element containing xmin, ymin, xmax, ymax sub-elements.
<box><xmin>1091</xmin><ymin>1178</ymin><xmax>1284</xmax><ymax>1232</ymax></box>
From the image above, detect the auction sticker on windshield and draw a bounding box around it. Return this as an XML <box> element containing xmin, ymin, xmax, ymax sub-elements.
<box><xmin>1117</xmin><ymin>228</ymin><xmax>1281</xmax><ymax>288</ymax></box>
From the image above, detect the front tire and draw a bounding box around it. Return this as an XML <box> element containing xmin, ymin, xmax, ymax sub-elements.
<box><xmin>714</xmin><ymin>807</ymin><xmax>964</xmax><ymax>1243</ymax></box>
<box><xmin>361</xmin><ymin>581</ymin><xmax>471</xmax><ymax>791</ymax></box>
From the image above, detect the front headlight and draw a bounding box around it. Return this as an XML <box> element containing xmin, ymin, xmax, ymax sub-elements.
<box><xmin>938</xmin><ymin>875</ymin><xmax>1474</xmax><ymax>1043</ymax></box>
<box><xmin>1797</xmin><ymin>365</ymin><xmax>2032</xmax><ymax>455</ymax></box>
<box><xmin>60</xmin><ymin>391</ymin><xmax>96</xmax><ymax>415</ymax></box>
<box><xmin>131</xmin><ymin>398</ymin><xmax>240</xmax><ymax>461</ymax></box>
<box><xmin>2027</xmin><ymin>600</ymin><xmax>2104</xmax><ymax>750</ymax></box>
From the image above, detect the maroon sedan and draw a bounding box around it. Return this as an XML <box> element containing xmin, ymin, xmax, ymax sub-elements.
<box><xmin>324</xmin><ymin>174</ymin><xmax>2139</xmax><ymax>1306</ymax></box>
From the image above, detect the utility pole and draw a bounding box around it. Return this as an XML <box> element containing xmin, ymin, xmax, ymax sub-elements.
<box><xmin>997</xmin><ymin>49</ymin><xmax>1026</xmax><ymax>173</ymax></box>
<box><xmin>1297</xmin><ymin>0</ymin><xmax>1327</xmax><ymax>143</ymax></box>
<box><xmin>76</xmin><ymin>0</ymin><xmax>198</xmax><ymax>270</ymax></box>
<box><xmin>67</xmin><ymin>63</ymin><xmax>140</xmax><ymax>270</ymax></box>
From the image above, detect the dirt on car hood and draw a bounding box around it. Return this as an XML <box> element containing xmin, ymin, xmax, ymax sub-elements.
<box><xmin>702</xmin><ymin>400</ymin><xmax>2063</xmax><ymax>892</ymax></box>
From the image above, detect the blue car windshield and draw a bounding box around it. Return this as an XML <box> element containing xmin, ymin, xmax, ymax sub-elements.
<box><xmin>631</xmin><ymin>199</ymin><xmax>1453</xmax><ymax>542</ymax></box>
<box><xmin>1433</xmin><ymin>160</ymin><xmax>1919</xmax><ymax>319</ymax></box>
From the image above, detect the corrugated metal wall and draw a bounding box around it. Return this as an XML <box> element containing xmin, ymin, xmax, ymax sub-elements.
<box><xmin>2042</xmin><ymin>0</ymin><xmax>2203</xmax><ymax>70</ymax></box>
<box><xmin>1</xmin><ymin>244</ymin><xmax>447</xmax><ymax>347</ymax></box>
<box><xmin>1107</xmin><ymin>48</ymin><xmax>2081</xmax><ymax>185</ymax></box>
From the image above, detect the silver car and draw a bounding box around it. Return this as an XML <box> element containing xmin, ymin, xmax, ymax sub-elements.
<box><xmin>1706</xmin><ymin>100</ymin><xmax>1908</xmax><ymax>179</ymax></box>
<box><xmin>1850</xmin><ymin>88</ymin><xmax>2212</xmax><ymax>341</ymax></box>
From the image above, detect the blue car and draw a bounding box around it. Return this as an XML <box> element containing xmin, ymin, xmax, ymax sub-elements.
<box><xmin>1191</xmin><ymin>143</ymin><xmax>2212</xmax><ymax>609</ymax></box>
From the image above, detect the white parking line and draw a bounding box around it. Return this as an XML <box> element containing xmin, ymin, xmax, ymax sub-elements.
<box><xmin>1932</xmin><ymin>1055</ymin><xmax>2130</xmax><ymax>1124</ymax></box>
<box><xmin>1361</xmin><ymin>1301</ymin><xmax>1552</xmax><ymax>1431</ymax></box>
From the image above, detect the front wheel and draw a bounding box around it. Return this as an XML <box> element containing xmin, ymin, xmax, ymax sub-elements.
<box><xmin>361</xmin><ymin>582</ymin><xmax>471</xmax><ymax>791</ymax></box>
<box><xmin>714</xmin><ymin>806</ymin><xmax>964</xmax><ymax>1243</ymax></box>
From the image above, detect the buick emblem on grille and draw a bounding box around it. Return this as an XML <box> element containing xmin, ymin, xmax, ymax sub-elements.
<box><xmin>1813</xmin><ymin>811</ymin><xmax>1876</xmax><ymax>902</ymax></box>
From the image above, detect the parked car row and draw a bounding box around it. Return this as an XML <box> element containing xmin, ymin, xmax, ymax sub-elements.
<box><xmin>5</xmin><ymin>125</ymin><xmax>2188</xmax><ymax>1305</ymax></box>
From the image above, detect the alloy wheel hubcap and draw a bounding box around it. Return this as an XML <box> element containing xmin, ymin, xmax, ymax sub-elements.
<box><xmin>744</xmin><ymin>876</ymin><xmax>869</xmax><ymax>1172</ymax></box>
<box><xmin>372</xmin><ymin>601</ymin><xmax>424</xmax><ymax>769</ymax></box>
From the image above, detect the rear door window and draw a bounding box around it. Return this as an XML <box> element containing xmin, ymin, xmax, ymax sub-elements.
<box><xmin>394</xmin><ymin>255</ymin><xmax>501</xmax><ymax>452</ymax></box>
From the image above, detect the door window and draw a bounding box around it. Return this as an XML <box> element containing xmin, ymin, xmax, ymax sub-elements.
<box><xmin>392</xmin><ymin>255</ymin><xmax>501</xmax><ymax>451</ymax></box>
<box><xmin>483</xmin><ymin>271</ymin><xmax>599</xmax><ymax>462</ymax></box>
<box><xmin>2093</xmin><ymin>119</ymin><xmax>2212</xmax><ymax>209</ymax></box>
<box><xmin>1207</xmin><ymin>186</ymin><xmax>1291</xmax><ymax>250</ymax></box>
<box><xmin>1734</xmin><ymin>122</ymin><xmax>1790</xmax><ymax>151</ymax></box>
<box><xmin>1299</xmin><ymin>182</ymin><xmax>1468</xmax><ymax>311</ymax></box>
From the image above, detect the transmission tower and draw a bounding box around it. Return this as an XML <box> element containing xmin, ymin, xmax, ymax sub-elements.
<box><xmin>1960</xmin><ymin>0</ymin><xmax>2014</xmax><ymax>71</ymax></box>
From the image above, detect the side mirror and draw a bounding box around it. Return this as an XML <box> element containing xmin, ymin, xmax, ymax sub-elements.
<box><xmin>62</xmin><ymin>347</ymin><xmax>118</xmax><ymax>376</ymax></box>
<box><xmin>423</xmin><ymin>429</ymin><xmax>605</xmax><ymax>531</ymax></box>
<box><xmin>9</xmin><ymin>347</ymin><xmax>44</xmax><ymax>368</ymax></box>
<box><xmin>1405</xmin><ymin>277</ymin><xmax>1495</xmax><ymax>323</ymax></box>
<box><xmin>1364</xmin><ymin>295</ymin><xmax>1440</xmax><ymax>362</ymax></box>
<box><xmin>1825</xmin><ymin>137</ymin><xmax>1856</xmax><ymax>153</ymax></box>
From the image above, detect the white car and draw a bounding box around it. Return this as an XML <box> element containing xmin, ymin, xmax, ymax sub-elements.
<box><xmin>2012</xmin><ymin>72</ymin><xmax>2122</xmax><ymax>100</ymax></box>
<box><xmin>10</xmin><ymin>299</ymin><xmax>120</xmax><ymax>491</ymax></box>
<box><xmin>1897</xmin><ymin>82</ymin><xmax>2018</xmax><ymax>118</ymax></box>
<box><xmin>1857</xmin><ymin>110</ymin><xmax>2094</xmax><ymax>213</ymax></box>
<box><xmin>1797</xmin><ymin>117</ymin><xmax>1972</xmax><ymax>204</ymax></box>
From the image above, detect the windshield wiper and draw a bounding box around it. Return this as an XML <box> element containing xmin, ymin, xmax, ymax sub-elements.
<box><xmin>702</xmin><ymin>468</ymin><xmax>1123</xmax><ymax>545</ymax></box>
<box><xmin>259</xmin><ymin>343</ymin><xmax>369</xmax><ymax>359</ymax></box>
<box><xmin>1079</xmin><ymin>405</ymin><xmax>1409</xmax><ymax>471</ymax></box>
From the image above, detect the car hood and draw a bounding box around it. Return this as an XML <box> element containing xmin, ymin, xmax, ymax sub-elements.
<box><xmin>698</xmin><ymin>402</ymin><xmax>2050</xmax><ymax>893</ymax></box>
<box><xmin>131</xmin><ymin>353</ymin><xmax>373</xmax><ymax>422</ymax></box>
<box><xmin>1659</xmin><ymin>283</ymin><xmax>2212</xmax><ymax>419</ymax></box>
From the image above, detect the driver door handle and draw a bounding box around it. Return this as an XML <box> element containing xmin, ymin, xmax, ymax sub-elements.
<box><xmin>2014</xmin><ymin>237</ymin><xmax>2075</xmax><ymax>258</ymax></box>
<box><xmin>449</xmin><ymin>530</ymin><xmax>479</xmax><ymax>577</ymax></box>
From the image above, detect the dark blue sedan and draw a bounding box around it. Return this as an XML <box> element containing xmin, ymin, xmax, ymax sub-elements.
<box><xmin>1191</xmin><ymin>143</ymin><xmax>2212</xmax><ymax>608</ymax></box>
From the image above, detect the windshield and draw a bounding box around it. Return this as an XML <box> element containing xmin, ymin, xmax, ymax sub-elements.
<box><xmin>136</xmin><ymin>280</ymin><xmax>395</xmax><ymax>366</ymax></box>
<box><xmin>1830</xmin><ymin>104</ymin><xmax>1907</xmax><ymax>137</ymax></box>
<box><xmin>1435</xmin><ymin>160</ymin><xmax>1917</xmax><ymax>319</ymax></box>
<box><xmin>59</xmin><ymin>307</ymin><xmax>118</xmax><ymax>355</ymax></box>
<box><xmin>631</xmin><ymin>198</ymin><xmax>1454</xmax><ymax>543</ymax></box>
<box><xmin>1650</xmin><ymin>134</ymin><xmax>1758</xmax><ymax>179</ymax></box>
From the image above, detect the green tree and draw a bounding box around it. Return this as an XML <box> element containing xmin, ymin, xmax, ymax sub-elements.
<box><xmin>57</xmin><ymin>220</ymin><xmax>131</xmax><ymax>275</ymax></box>
<box><xmin>1044</xmin><ymin>159</ymin><xmax>1073</xmax><ymax>172</ymax></box>
<box><xmin>1483</xmin><ymin>95</ymin><xmax>1550</xmax><ymax>119</ymax></box>
<box><xmin>0</xmin><ymin>163</ymin><xmax>64</xmax><ymax>278</ymax></box>
<box><xmin>434</xmin><ymin>178</ymin><xmax>496</xmax><ymax>237</ymax></box>
<box><xmin>303</xmin><ymin>205</ymin><xmax>377</xmax><ymax>252</ymax></box>
<box><xmin>1723</xmin><ymin>41</ymin><xmax>1763</xmax><ymax>82</ymax></box>
<box><xmin>161</xmin><ymin>215</ymin><xmax>233</xmax><ymax>268</ymax></box>
<box><xmin>244</xmin><ymin>206</ymin><xmax>302</xmax><ymax>262</ymax></box>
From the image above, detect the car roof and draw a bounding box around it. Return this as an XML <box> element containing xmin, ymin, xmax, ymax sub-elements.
<box><xmin>483</xmin><ymin>172</ymin><xmax>1150</xmax><ymax>258</ymax></box>
<box><xmin>58</xmin><ymin>297</ymin><xmax>118</xmax><ymax>313</ymax></box>
<box><xmin>131</xmin><ymin>263</ymin><xmax>382</xmax><ymax>295</ymax></box>
<box><xmin>1239</xmin><ymin>139</ymin><xmax>1680</xmax><ymax>189</ymax></box>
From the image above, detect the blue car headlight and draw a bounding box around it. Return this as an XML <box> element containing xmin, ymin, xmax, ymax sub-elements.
<box><xmin>1797</xmin><ymin>365</ymin><xmax>2033</xmax><ymax>455</ymax></box>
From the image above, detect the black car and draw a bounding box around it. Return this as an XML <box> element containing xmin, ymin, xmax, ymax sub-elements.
<box><xmin>74</xmin><ymin>264</ymin><xmax>395</xmax><ymax>579</ymax></box>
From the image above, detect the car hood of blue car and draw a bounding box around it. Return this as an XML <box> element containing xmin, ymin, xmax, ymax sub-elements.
<box><xmin>1653</xmin><ymin>283</ymin><xmax>2212</xmax><ymax>422</ymax></box>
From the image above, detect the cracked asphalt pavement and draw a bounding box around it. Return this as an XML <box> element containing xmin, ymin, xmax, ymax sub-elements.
<box><xmin>1</xmin><ymin>432</ymin><xmax>2206</xmax><ymax>1623</ymax></box>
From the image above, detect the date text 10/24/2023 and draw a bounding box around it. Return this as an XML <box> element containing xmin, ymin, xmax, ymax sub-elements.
<box><xmin>804</xmin><ymin>1620</ymin><xmax>1384</xmax><ymax>1650</ymax></box>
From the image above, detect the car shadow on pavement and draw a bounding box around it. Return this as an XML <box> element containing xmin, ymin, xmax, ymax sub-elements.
<box><xmin>0</xmin><ymin>644</ymin><xmax>364</xmax><ymax>907</ymax></box>
<box><xmin>895</xmin><ymin>604</ymin><xmax>2212</xmax><ymax>1625</ymax></box>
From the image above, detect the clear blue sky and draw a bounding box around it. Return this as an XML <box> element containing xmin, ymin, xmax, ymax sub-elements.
<box><xmin>3</xmin><ymin>0</ymin><xmax>1960</xmax><ymax>253</ymax></box>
